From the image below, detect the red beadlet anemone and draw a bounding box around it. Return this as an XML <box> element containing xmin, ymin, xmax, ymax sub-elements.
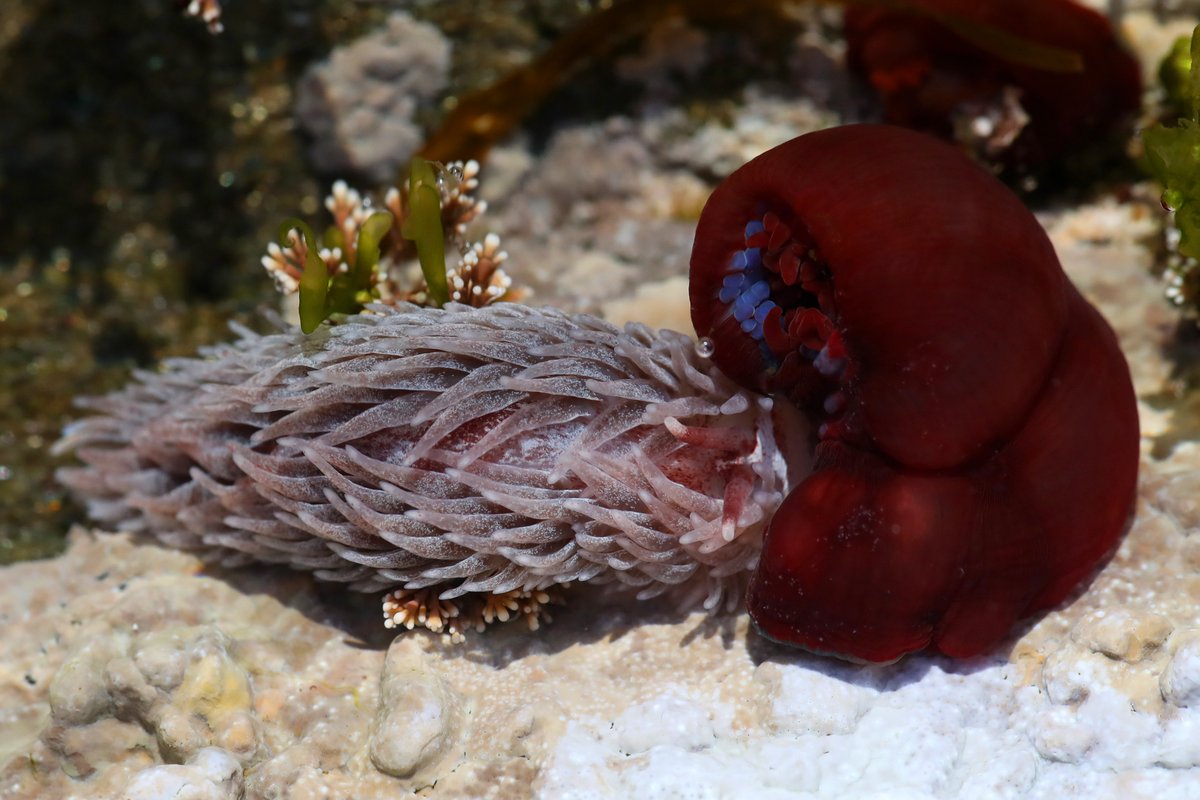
<box><xmin>842</xmin><ymin>0</ymin><xmax>1142</xmax><ymax>175</ymax></box>
<box><xmin>690</xmin><ymin>125</ymin><xmax>1139</xmax><ymax>662</ymax></box>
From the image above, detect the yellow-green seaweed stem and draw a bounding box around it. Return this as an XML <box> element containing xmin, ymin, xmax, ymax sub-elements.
<box><xmin>401</xmin><ymin>158</ymin><xmax>450</xmax><ymax>307</ymax></box>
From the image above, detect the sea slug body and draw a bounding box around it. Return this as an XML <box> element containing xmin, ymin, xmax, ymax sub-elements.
<box><xmin>57</xmin><ymin>303</ymin><xmax>809</xmax><ymax>622</ymax></box>
<box><xmin>689</xmin><ymin>124</ymin><xmax>1140</xmax><ymax>662</ymax></box>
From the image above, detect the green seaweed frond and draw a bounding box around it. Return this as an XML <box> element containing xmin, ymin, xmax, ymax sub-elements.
<box><xmin>277</xmin><ymin>210</ymin><xmax>394</xmax><ymax>334</ymax></box>
<box><xmin>278</xmin><ymin>219</ymin><xmax>326</xmax><ymax>335</ymax></box>
<box><xmin>401</xmin><ymin>157</ymin><xmax>450</xmax><ymax>307</ymax></box>
<box><xmin>1145</xmin><ymin>25</ymin><xmax>1200</xmax><ymax>263</ymax></box>
<box><xmin>329</xmin><ymin>210</ymin><xmax>394</xmax><ymax>315</ymax></box>
<box><xmin>1159</xmin><ymin>31</ymin><xmax>1196</xmax><ymax>120</ymax></box>
<box><xmin>261</xmin><ymin>159</ymin><xmax>522</xmax><ymax>334</ymax></box>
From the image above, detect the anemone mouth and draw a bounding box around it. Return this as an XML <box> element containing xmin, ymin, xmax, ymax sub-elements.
<box><xmin>715</xmin><ymin>207</ymin><xmax>850</xmax><ymax>438</ymax></box>
<box><xmin>717</xmin><ymin>209</ymin><xmax>826</xmax><ymax>349</ymax></box>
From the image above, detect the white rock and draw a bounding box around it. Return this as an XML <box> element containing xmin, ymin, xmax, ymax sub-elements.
<box><xmin>612</xmin><ymin>689</ymin><xmax>723</xmax><ymax>754</ymax></box>
<box><xmin>759</xmin><ymin>661</ymin><xmax>876</xmax><ymax>736</ymax></box>
<box><xmin>1161</xmin><ymin>633</ymin><xmax>1200</xmax><ymax>707</ymax></box>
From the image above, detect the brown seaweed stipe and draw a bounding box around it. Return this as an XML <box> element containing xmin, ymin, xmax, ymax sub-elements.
<box><xmin>419</xmin><ymin>0</ymin><xmax>1083</xmax><ymax>164</ymax></box>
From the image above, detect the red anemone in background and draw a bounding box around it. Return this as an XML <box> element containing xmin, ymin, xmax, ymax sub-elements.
<box><xmin>842</xmin><ymin>0</ymin><xmax>1142</xmax><ymax>178</ymax></box>
<box><xmin>690</xmin><ymin>125</ymin><xmax>1139</xmax><ymax>662</ymax></box>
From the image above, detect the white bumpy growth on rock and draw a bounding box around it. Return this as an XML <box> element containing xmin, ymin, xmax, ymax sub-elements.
<box><xmin>57</xmin><ymin>303</ymin><xmax>802</xmax><ymax>612</ymax></box>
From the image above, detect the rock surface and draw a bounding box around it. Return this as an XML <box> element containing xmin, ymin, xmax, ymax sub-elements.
<box><xmin>295</xmin><ymin>12</ymin><xmax>450</xmax><ymax>182</ymax></box>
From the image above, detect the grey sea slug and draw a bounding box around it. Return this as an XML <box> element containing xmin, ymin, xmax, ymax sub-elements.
<box><xmin>57</xmin><ymin>302</ymin><xmax>808</xmax><ymax>634</ymax></box>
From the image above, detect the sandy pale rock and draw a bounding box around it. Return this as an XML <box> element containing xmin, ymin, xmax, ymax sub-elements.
<box><xmin>369</xmin><ymin>638</ymin><xmax>462</xmax><ymax>783</ymax></box>
<box><xmin>1072</xmin><ymin>608</ymin><xmax>1173</xmax><ymax>663</ymax></box>
<box><xmin>120</xmin><ymin>747</ymin><xmax>242</xmax><ymax>800</ymax></box>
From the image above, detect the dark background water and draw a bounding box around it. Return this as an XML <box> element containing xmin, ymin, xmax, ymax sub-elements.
<box><xmin>0</xmin><ymin>0</ymin><xmax>602</xmax><ymax>562</ymax></box>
